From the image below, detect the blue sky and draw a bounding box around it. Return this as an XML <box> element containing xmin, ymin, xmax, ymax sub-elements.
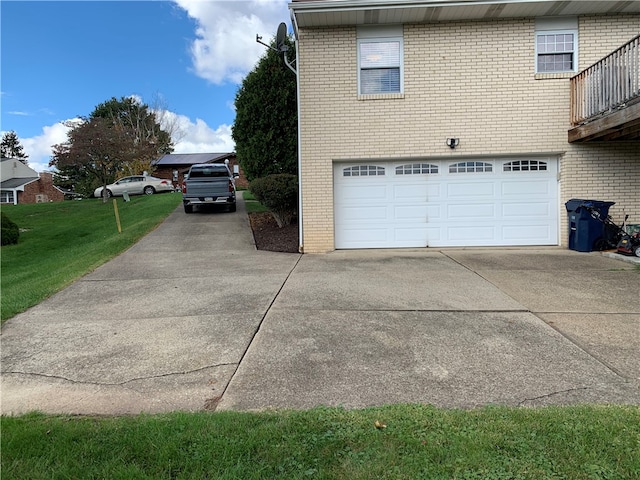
<box><xmin>1</xmin><ymin>0</ymin><xmax>290</xmax><ymax>171</ymax></box>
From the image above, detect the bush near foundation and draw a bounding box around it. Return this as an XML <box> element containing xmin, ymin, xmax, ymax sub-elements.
<box><xmin>1</xmin><ymin>212</ymin><xmax>20</xmax><ymax>246</ymax></box>
<box><xmin>249</xmin><ymin>174</ymin><xmax>298</xmax><ymax>228</ymax></box>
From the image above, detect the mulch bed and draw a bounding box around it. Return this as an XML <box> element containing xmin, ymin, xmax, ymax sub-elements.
<box><xmin>248</xmin><ymin>212</ymin><xmax>299</xmax><ymax>253</ymax></box>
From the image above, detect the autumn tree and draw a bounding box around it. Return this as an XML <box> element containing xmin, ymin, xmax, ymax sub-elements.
<box><xmin>232</xmin><ymin>36</ymin><xmax>297</xmax><ymax>181</ymax></box>
<box><xmin>90</xmin><ymin>96</ymin><xmax>174</xmax><ymax>175</ymax></box>
<box><xmin>1</xmin><ymin>131</ymin><xmax>29</xmax><ymax>164</ymax></box>
<box><xmin>50</xmin><ymin>97</ymin><xmax>174</xmax><ymax>200</ymax></box>
<box><xmin>52</xmin><ymin>118</ymin><xmax>132</xmax><ymax>201</ymax></box>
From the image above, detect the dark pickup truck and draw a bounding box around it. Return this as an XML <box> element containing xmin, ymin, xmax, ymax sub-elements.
<box><xmin>181</xmin><ymin>162</ymin><xmax>237</xmax><ymax>213</ymax></box>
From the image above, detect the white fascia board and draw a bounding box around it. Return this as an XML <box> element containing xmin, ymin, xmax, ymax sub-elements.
<box><xmin>290</xmin><ymin>0</ymin><xmax>553</xmax><ymax>13</ymax></box>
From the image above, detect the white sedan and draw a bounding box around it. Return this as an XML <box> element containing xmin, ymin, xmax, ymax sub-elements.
<box><xmin>94</xmin><ymin>176</ymin><xmax>174</xmax><ymax>198</ymax></box>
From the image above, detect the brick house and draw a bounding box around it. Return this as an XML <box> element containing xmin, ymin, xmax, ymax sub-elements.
<box><xmin>289</xmin><ymin>0</ymin><xmax>640</xmax><ymax>253</ymax></box>
<box><xmin>0</xmin><ymin>158</ymin><xmax>64</xmax><ymax>205</ymax></box>
<box><xmin>151</xmin><ymin>152</ymin><xmax>248</xmax><ymax>190</ymax></box>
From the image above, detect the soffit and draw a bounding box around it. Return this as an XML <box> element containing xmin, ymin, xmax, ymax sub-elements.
<box><xmin>290</xmin><ymin>1</ymin><xmax>640</xmax><ymax>28</ymax></box>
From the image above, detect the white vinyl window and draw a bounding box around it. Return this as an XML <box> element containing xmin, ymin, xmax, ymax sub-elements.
<box><xmin>536</xmin><ymin>31</ymin><xmax>576</xmax><ymax>72</ymax></box>
<box><xmin>1</xmin><ymin>190</ymin><xmax>15</xmax><ymax>203</ymax></box>
<box><xmin>357</xmin><ymin>26</ymin><xmax>403</xmax><ymax>95</ymax></box>
<box><xmin>535</xmin><ymin>18</ymin><xmax>578</xmax><ymax>74</ymax></box>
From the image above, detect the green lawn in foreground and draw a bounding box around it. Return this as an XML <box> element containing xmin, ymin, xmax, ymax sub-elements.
<box><xmin>2</xmin><ymin>405</ymin><xmax>639</xmax><ymax>479</ymax></box>
<box><xmin>1</xmin><ymin>193</ymin><xmax>182</xmax><ymax>322</ymax></box>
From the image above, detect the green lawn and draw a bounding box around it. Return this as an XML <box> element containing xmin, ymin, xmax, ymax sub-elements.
<box><xmin>2</xmin><ymin>405</ymin><xmax>639</xmax><ymax>479</ymax></box>
<box><xmin>1</xmin><ymin>193</ymin><xmax>182</xmax><ymax>322</ymax></box>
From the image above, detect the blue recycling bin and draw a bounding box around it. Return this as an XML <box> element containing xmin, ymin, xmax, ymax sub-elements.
<box><xmin>565</xmin><ymin>199</ymin><xmax>615</xmax><ymax>252</ymax></box>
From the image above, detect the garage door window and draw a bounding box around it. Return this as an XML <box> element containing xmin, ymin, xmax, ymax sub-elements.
<box><xmin>395</xmin><ymin>163</ymin><xmax>438</xmax><ymax>175</ymax></box>
<box><xmin>343</xmin><ymin>165</ymin><xmax>385</xmax><ymax>177</ymax></box>
<box><xmin>449</xmin><ymin>161</ymin><xmax>493</xmax><ymax>173</ymax></box>
<box><xmin>503</xmin><ymin>160</ymin><xmax>548</xmax><ymax>172</ymax></box>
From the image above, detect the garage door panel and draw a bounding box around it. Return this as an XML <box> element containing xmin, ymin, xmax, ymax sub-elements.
<box><xmin>341</xmin><ymin>184</ymin><xmax>388</xmax><ymax>201</ymax></box>
<box><xmin>394</xmin><ymin>205</ymin><xmax>428</xmax><ymax>221</ymax></box>
<box><xmin>447</xmin><ymin>181</ymin><xmax>494</xmax><ymax>197</ymax></box>
<box><xmin>340</xmin><ymin>205</ymin><xmax>389</xmax><ymax>222</ymax></box>
<box><xmin>338</xmin><ymin>227</ymin><xmax>389</xmax><ymax>246</ymax></box>
<box><xmin>447</xmin><ymin>203</ymin><xmax>496</xmax><ymax>219</ymax></box>
<box><xmin>502</xmin><ymin>225</ymin><xmax>552</xmax><ymax>241</ymax></box>
<box><xmin>501</xmin><ymin>180</ymin><xmax>552</xmax><ymax>196</ymax></box>
<box><xmin>394</xmin><ymin>227</ymin><xmax>428</xmax><ymax>244</ymax></box>
<box><xmin>426</xmin><ymin>205</ymin><xmax>443</xmax><ymax>220</ymax></box>
<box><xmin>447</xmin><ymin>225</ymin><xmax>496</xmax><ymax>241</ymax></box>
<box><xmin>394</xmin><ymin>184</ymin><xmax>427</xmax><ymax>199</ymax></box>
<box><xmin>503</xmin><ymin>202</ymin><xmax>552</xmax><ymax>217</ymax></box>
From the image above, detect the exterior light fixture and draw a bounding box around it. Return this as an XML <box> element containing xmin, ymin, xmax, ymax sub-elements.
<box><xmin>446</xmin><ymin>138</ymin><xmax>460</xmax><ymax>149</ymax></box>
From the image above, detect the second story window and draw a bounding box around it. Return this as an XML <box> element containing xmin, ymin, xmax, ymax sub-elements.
<box><xmin>536</xmin><ymin>32</ymin><xmax>575</xmax><ymax>72</ymax></box>
<box><xmin>357</xmin><ymin>25</ymin><xmax>403</xmax><ymax>95</ymax></box>
<box><xmin>535</xmin><ymin>17</ymin><xmax>578</xmax><ymax>74</ymax></box>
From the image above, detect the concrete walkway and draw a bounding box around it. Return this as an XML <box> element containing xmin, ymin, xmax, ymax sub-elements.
<box><xmin>2</xmin><ymin>195</ymin><xmax>639</xmax><ymax>415</ymax></box>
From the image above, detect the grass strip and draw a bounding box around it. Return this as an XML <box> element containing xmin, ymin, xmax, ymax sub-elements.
<box><xmin>242</xmin><ymin>190</ymin><xmax>270</xmax><ymax>213</ymax></box>
<box><xmin>2</xmin><ymin>405</ymin><xmax>639</xmax><ymax>479</ymax></box>
<box><xmin>1</xmin><ymin>194</ymin><xmax>182</xmax><ymax>322</ymax></box>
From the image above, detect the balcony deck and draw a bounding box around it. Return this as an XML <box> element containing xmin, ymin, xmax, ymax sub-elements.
<box><xmin>569</xmin><ymin>35</ymin><xmax>640</xmax><ymax>143</ymax></box>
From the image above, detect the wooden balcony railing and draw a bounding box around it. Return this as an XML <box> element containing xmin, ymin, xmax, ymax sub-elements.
<box><xmin>570</xmin><ymin>34</ymin><xmax>640</xmax><ymax>126</ymax></box>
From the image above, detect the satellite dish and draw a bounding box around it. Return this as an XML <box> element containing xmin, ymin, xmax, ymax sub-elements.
<box><xmin>276</xmin><ymin>22</ymin><xmax>288</xmax><ymax>52</ymax></box>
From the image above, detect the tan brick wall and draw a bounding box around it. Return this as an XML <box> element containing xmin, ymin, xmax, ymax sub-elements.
<box><xmin>298</xmin><ymin>16</ymin><xmax>640</xmax><ymax>253</ymax></box>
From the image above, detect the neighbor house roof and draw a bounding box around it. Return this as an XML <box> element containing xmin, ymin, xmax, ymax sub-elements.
<box><xmin>152</xmin><ymin>153</ymin><xmax>235</xmax><ymax>167</ymax></box>
<box><xmin>1</xmin><ymin>177</ymin><xmax>39</xmax><ymax>189</ymax></box>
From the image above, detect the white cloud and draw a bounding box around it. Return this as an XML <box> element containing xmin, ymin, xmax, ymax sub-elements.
<box><xmin>167</xmin><ymin>112</ymin><xmax>235</xmax><ymax>153</ymax></box>
<box><xmin>174</xmin><ymin>0</ymin><xmax>290</xmax><ymax>84</ymax></box>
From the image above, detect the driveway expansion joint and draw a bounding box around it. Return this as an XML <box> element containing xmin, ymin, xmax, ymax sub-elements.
<box><xmin>216</xmin><ymin>254</ymin><xmax>304</xmax><ymax>406</ymax></box>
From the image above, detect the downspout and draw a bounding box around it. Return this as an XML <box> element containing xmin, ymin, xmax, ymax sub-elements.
<box><xmin>291</xmin><ymin>8</ymin><xmax>304</xmax><ymax>253</ymax></box>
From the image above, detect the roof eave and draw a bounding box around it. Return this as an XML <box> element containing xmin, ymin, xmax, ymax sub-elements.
<box><xmin>289</xmin><ymin>0</ymin><xmax>640</xmax><ymax>27</ymax></box>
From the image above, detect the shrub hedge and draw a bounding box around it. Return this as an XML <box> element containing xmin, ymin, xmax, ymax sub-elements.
<box><xmin>249</xmin><ymin>174</ymin><xmax>298</xmax><ymax>228</ymax></box>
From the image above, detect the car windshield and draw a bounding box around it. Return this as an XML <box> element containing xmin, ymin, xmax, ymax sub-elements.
<box><xmin>189</xmin><ymin>168</ymin><xmax>228</xmax><ymax>178</ymax></box>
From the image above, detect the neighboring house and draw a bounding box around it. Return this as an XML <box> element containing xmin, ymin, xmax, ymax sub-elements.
<box><xmin>0</xmin><ymin>158</ymin><xmax>64</xmax><ymax>205</ymax></box>
<box><xmin>289</xmin><ymin>0</ymin><xmax>640</xmax><ymax>253</ymax></box>
<box><xmin>152</xmin><ymin>152</ymin><xmax>248</xmax><ymax>189</ymax></box>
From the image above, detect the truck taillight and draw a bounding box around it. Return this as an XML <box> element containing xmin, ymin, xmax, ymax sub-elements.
<box><xmin>182</xmin><ymin>182</ymin><xmax>187</xmax><ymax>194</ymax></box>
<box><xmin>229</xmin><ymin>180</ymin><xmax>234</xmax><ymax>192</ymax></box>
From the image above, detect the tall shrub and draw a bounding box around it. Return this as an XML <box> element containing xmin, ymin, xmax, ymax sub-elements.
<box><xmin>249</xmin><ymin>174</ymin><xmax>298</xmax><ymax>228</ymax></box>
<box><xmin>1</xmin><ymin>212</ymin><xmax>20</xmax><ymax>245</ymax></box>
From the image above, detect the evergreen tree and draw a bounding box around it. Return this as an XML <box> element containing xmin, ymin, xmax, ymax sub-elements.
<box><xmin>0</xmin><ymin>131</ymin><xmax>29</xmax><ymax>164</ymax></box>
<box><xmin>232</xmin><ymin>36</ymin><xmax>297</xmax><ymax>181</ymax></box>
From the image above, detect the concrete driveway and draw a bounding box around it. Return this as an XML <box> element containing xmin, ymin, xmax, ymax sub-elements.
<box><xmin>2</xmin><ymin>196</ymin><xmax>639</xmax><ymax>414</ymax></box>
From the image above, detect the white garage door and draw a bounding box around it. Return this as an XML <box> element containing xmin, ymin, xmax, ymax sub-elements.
<box><xmin>334</xmin><ymin>158</ymin><xmax>558</xmax><ymax>249</ymax></box>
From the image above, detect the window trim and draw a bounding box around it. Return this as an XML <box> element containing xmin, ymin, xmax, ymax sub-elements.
<box><xmin>357</xmin><ymin>35</ymin><xmax>404</xmax><ymax>96</ymax></box>
<box><xmin>535</xmin><ymin>29</ymin><xmax>578</xmax><ymax>74</ymax></box>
